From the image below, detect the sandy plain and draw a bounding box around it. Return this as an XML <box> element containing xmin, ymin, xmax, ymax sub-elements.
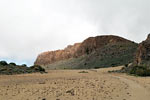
<box><xmin>0</xmin><ymin>66</ymin><xmax>150</xmax><ymax>100</ymax></box>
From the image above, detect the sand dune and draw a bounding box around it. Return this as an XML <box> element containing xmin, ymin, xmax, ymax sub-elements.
<box><xmin>0</xmin><ymin>67</ymin><xmax>150</xmax><ymax>100</ymax></box>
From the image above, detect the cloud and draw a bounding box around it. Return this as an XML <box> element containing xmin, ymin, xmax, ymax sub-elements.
<box><xmin>0</xmin><ymin>0</ymin><xmax>150</xmax><ymax>65</ymax></box>
<box><xmin>80</xmin><ymin>0</ymin><xmax>150</xmax><ymax>41</ymax></box>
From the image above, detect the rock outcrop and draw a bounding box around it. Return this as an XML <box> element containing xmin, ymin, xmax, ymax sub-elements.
<box><xmin>34</xmin><ymin>43</ymin><xmax>81</xmax><ymax>66</ymax></box>
<box><xmin>134</xmin><ymin>34</ymin><xmax>150</xmax><ymax>66</ymax></box>
<box><xmin>119</xmin><ymin>34</ymin><xmax>150</xmax><ymax>76</ymax></box>
<box><xmin>34</xmin><ymin>35</ymin><xmax>137</xmax><ymax>67</ymax></box>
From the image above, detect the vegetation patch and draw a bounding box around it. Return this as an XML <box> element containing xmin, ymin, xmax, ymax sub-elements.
<box><xmin>129</xmin><ymin>66</ymin><xmax>150</xmax><ymax>76</ymax></box>
<box><xmin>0</xmin><ymin>61</ymin><xmax>46</xmax><ymax>75</ymax></box>
<box><xmin>110</xmin><ymin>64</ymin><xmax>150</xmax><ymax>77</ymax></box>
<box><xmin>78</xmin><ymin>71</ymin><xmax>89</xmax><ymax>73</ymax></box>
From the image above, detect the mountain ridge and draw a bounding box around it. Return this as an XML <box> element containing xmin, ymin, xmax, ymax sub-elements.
<box><xmin>34</xmin><ymin>35</ymin><xmax>138</xmax><ymax>69</ymax></box>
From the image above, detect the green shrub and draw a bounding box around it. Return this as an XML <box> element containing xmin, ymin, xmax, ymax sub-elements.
<box><xmin>79</xmin><ymin>71</ymin><xmax>88</xmax><ymax>73</ymax></box>
<box><xmin>125</xmin><ymin>64</ymin><xmax>128</xmax><ymax>67</ymax></box>
<box><xmin>9</xmin><ymin>62</ymin><xmax>16</xmax><ymax>66</ymax></box>
<box><xmin>129</xmin><ymin>66</ymin><xmax>150</xmax><ymax>76</ymax></box>
<box><xmin>30</xmin><ymin>65</ymin><xmax>45</xmax><ymax>72</ymax></box>
<box><xmin>136</xmin><ymin>68</ymin><xmax>145</xmax><ymax>76</ymax></box>
<box><xmin>0</xmin><ymin>60</ymin><xmax>46</xmax><ymax>75</ymax></box>
<box><xmin>0</xmin><ymin>61</ymin><xmax>8</xmax><ymax>66</ymax></box>
<box><xmin>94</xmin><ymin>67</ymin><xmax>100</xmax><ymax>69</ymax></box>
<box><xmin>21</xmin><ymin>64</ymin><xmax>27</xmax><ymax>67</ymax></box>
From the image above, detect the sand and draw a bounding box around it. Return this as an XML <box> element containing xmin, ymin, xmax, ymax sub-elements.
<box><xmin>0</xmin><ymin>67</ymin><xmax>150</xmax><ymax>100</ymax></box>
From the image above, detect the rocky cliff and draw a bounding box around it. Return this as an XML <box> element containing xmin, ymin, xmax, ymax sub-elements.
<box><xmin>134</xmin><ymin>34</ymin><xmax>150</xmax><ymax>66</ymax></box>
<box><xmin>35</xmin><ymin>35</ymin><xmax>133</xmax><ymax>65</ymax></box>
<box><xmin>34</xmin><ymin>43</ymin><xmax>81</xmax><ymax>65</ymax></box>
<box><xmin>34</xmin><ymin>35</ymin><xmax>138</xmax><ymax>69</ymax></box>
<box><xmin>119</xmin><ymin>34</ymin><xmax>150</xmax><ymax>76</ymax></box>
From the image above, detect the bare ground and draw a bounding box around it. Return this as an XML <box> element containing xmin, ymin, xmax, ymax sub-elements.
<box><xmin>0</xmin><ymin>66</ymin><xmax>150</xmax><ymax>100</ymax></box>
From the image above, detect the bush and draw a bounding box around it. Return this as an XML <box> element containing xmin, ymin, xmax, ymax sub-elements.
<box><xmin>9</xmin><ymin>62</ymin><xmax>16</xmax><ymax>66</ymax></box>
<box><xmin>79</xmin><ymin>71</ymin><xmax>88</xmax><ymax>73</ymax></box>
<box><xmin>94</xmin><ymin>67</ymin><xmax>100</xmax><ymax>69</ymax></box>
<box><xmin>129</xmin><ymin>66</ymin><xmax>150</xmax><ymax>76</ymax></box>
<box><xmin>21</xmin><ymin>64</ymin><xmax>27</xmax><ymax>67</ymax></box>
<box><xmin>0</xmin><ymin>61</ymin><xmax>8</xmax><ymax>66</ymax></box>
<box><xmin>30</xmin><ymin>65</ymin><xmax>45</xmax><ymax>72</ymax></box>
<box><xmin>0</xmin><ymin>61</ymin><xmax>46</xmax><ymax>75</ymax></box>
<box><xmin>125</xmin><ymin>64</ymin><xmax>128</xmax><ymax>67</ymax></box>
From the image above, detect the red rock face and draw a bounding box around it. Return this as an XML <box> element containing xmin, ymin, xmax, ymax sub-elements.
<box><xmin>34</xmin><ymin>35</ymin><xmax>133</xmax><ymax>66</ymax></box>
<box><xmin>134</xmin><ymin>34</ymin><xmax>150</xmax><ymax>66</ymax></box>
<box><xmin>34</xmin><ymin>43</ymin><xmax>81</xmax><ymax>65</ymax></box>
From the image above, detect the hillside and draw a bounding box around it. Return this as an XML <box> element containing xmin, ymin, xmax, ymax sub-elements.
<box><xmin>134</xmin><ymin>34</ymin><xmax>150</xmax><ymax>66</ymax></box>
<box><xmin>120</xmin><ymin>34</ymin><xmax>150</xmax><ymax>76</ymax></box>
<box><xmin>34</xmin><ymin>35</ymin><xmax>138</xmax><ymax>69</ymax></box>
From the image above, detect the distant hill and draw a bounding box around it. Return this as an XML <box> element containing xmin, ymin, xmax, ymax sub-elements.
<box><xmin>34</xmin><ymin>35</ymin><xmax>138</xmax><ymax>69</ymax></box>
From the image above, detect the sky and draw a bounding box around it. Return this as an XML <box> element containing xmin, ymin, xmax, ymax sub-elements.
<box><xmin>0</xmin><ymin>0</ymin><xmax>150</xmax><ymax>66</ymax></box>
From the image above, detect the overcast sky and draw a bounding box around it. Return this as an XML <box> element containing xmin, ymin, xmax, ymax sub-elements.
<box><xmin>0</xmin><ymin>0</ymin><xmax>150</xmax><ymax>65</ymax></box>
